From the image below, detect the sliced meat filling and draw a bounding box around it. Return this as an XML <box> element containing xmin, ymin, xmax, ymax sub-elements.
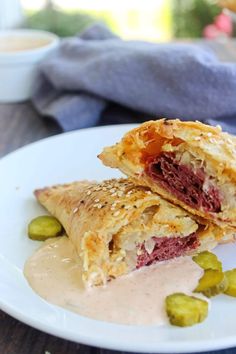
<box><xmin>136</xmin><ymin>233</ymin><xmax>199</xmax><ymax>268</ymax></box>
<box><xmin>146</xmin><ymin>152</ymin><xmax>221</xmax><ymax>213</ymax></box>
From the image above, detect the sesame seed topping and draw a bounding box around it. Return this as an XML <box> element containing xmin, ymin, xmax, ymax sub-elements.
<box><xmin>110</xmin><ymin>188</ymin><xmax>116</xmax><ymax>193</ymax></box>
<box><xmin>145</xmin><ymin>191</ymin><xmax>152</xmax><ymax>195</ymax></box>
<box><xmin>124</xmin><ymin>205</ymin><xmax>131</xmax><ymax>210</ymax></box>
<box><xmin>73</xmin><ymin>207</ymin><xmax>79</xmax><ymax>214</ymax></box>
<box><xmin>194</xmin><ymin>137</ymin><xmax>201</xmax><ymax>141</ymax></box>
<box><xmin>111</xmin><ymin>193</ymin><xmax>117</xmax><ymax>197</ymax></box>
<box><xmin>94</xmin><ymin>203</ymin><xmax>102</xmax><ymax>209</ymax></box>
<box><xmin>127</xmin><ymin>190</ymin><xmax>133</xmax><ymax>195</ymax></box>
<box><xmin>207</xmin><ymin>132</ymin><xmax>212</xmax><ymax>137</ymax></box>
<box><xmin>117</xmin><ymin>191</ymin><xmax>124</xmax><ymax>197</ymax></box>
<box><xmin>114</xmin><ymin>210</ymin><xmax>120</xmax><ymax>216</ymax></box>
<box><xmin>95</xmin><ymin>199</ymin><xmax>100</xmax><ymax>203</ymax></box>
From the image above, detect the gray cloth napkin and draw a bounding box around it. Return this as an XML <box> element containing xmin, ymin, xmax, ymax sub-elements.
<box><xmin>32</xmin><ymin>23</ymin><xmax>236</xmax><ymax>133</ymax></box>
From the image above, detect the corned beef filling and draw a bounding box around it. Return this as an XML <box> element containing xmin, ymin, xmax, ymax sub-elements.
<box><xmin>146</xmin><ymin>152</ymin><xmax>221</xmax><ymax>213</ymax></box>
<box><xmin>136</xmin><ymin>233</ymin><xmax>199</xmax><ymax>268</ymax></box>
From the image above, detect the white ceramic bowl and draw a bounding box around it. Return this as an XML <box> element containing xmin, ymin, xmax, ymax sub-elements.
<box><xmin>0</xmin><ymin>29</ymin><xmax>59</xmax><ymax>103</ymax></box>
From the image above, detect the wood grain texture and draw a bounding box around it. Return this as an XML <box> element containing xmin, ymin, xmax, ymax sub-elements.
<box><xmin>0</xmin><ymin>102</ymin><xmax>61</xmax><ymax>158</ymax></box>
<box><xmin>0</xmin><ymin>39</ymin><xmax>236</xmax><ymax>354</ymax></box>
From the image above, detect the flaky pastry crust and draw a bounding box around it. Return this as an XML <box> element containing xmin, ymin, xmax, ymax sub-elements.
<box><xmin>99</xmin><ymin>119</ymin><xmax>236</xmax><ymax>228</ymax></box>
<box><xmin>35</xmin><ymin>178</ymin><xmax>224</xmax><ymax>286</ymax></box>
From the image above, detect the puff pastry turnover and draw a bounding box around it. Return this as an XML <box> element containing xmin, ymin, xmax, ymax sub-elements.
<box><xmin>35</xmin><ymin>178</ymin><xmax>226</xmax><ymax>286</ymax></box>
<box><xmin>99</xmin><ymin>119</ymin><xmax>236</xmax><ymax>228</ymax></box>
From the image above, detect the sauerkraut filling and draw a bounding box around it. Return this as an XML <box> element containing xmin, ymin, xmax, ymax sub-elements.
<box><xmin>146</xmin><ymin>152</ymin><xmax>222</xmax><ymax>213</ymax></box>
<box><xmin>136</xmin><ymin>233</ymin><xmax>199</xmax><ymax>268</ymax></box>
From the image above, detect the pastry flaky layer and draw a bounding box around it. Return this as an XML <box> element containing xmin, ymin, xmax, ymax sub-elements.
<box><xmin>99</xmin><ymin>119</ymin><xmax>236</xmax><ymax>228</ymax></box>
<box><xmin>35</xmin><ymin>178</ymin><xmax>228</xmax><ymax>286</ymax></box>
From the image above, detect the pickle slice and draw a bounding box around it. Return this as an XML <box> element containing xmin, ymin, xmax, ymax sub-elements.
<box><xmin>165</xmin><ymin>293</ymin><xmax>208</xmax><ymax>327</ymax></box>
<box><xmin>194</xmin><ymin>269</ymin><xmax>228</xmax><ymax>297</ymax></box>
<box><xmin>193</xmin><ymin>251</ymin><xmax>222</xmax><ymax>271</ymax></box>
<box><xmin>28</xmin><ymin>215</ymin><xmax>63</xmax><ymax>241</ymax></box>
<box><xmin>224</xmin><ymin>269</ymin><xmax>236</xmax><ymax>297</ymax></box>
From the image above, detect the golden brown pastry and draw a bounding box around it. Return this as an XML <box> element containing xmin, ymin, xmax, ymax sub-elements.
<box><xmin>35</xmin><ymin>178</ymin><xmax>227</xmax><ymax>286</ymax></box>
<box><xmin>219</xmin><ymin>0</ymin><xmax>236</xmax><ymax>12</ymax></box>
<box><xmin>99</xmin><ymin>119</ymin><xmax>236</xmax><ymax>228</ymax></box>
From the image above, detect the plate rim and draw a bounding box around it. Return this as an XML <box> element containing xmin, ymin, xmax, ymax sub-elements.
<box><xmin>0</xmin><ymin>123</ymin><xmax>137</xmax><ymax>163</ymax></box>
<box><xmin>2</xmin><ymin>298</ymin><xmax>236</xmax><ymax>354</ymax></box>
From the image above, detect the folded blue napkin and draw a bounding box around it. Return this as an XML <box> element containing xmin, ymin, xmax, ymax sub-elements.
<box><xmin>32</xmin><ymin>23</ymin><xmax>236</xmax><ymax>133</ymax></box>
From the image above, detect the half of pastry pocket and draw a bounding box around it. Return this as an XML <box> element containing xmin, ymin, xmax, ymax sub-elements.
<box><xmin>35</xmin><ymin>178</ymin><xmax>223</xmax><ymax>286</ymax></box>
<box><xmin>99</xmin><ymin>119</ymin><xmax>236</xmax><ymax>228</ymax></box>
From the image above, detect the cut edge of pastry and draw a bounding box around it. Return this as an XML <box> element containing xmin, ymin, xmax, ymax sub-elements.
<box><xmin>34</xmin><ymin>178</ymin><xmax>229</xmax><ymax>287</ymax></box>
<box><xmin>99</xmin><ymin>119</ymin><xmax>236</xmax><ymax>228</ymax></box>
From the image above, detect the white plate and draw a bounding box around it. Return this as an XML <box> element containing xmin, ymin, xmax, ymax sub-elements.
<box><xmin>1</xmin><ymin>124</ymin><xmax>236</xmax><ymax>353</ymax></box>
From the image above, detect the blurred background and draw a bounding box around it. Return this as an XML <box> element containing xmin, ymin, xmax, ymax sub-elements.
<box><xmin>1</xmin><ymin>0</ymin><xmax>236</xmax><ymax>41</ymax></box>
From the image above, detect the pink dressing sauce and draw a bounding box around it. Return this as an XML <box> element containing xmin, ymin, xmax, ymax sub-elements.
<box><xmin>24</xmin><ymin>236</ymin><xmax>203</xmax><ymax>326</ymax></box>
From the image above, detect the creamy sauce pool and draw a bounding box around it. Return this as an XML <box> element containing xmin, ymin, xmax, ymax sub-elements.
<box><xmin>24</xmin><ymin>237</ymin><xmax>203</xmax><ymax>326</ymax></box>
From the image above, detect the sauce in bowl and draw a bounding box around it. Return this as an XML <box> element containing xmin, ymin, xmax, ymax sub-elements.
<box><xmin>0</xmin><ymin>36</ymin><xmax>53</xmax><ymax>52</ymax></box>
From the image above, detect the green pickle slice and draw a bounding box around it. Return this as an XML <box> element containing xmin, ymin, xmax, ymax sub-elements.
<box><xmin>192</xmin><ymin>251</ymin><xmax>222</xmax><ymax>271</ymax></box>
<box><xmin>165</xmin><ymin>293</ymin><xmax>208</xmax><ymax>327</ymax></box>
<box><xmin>224</xmin><ymin>269</ymin><xmax>236</xmax><ymax>297</ymax></box>
<box><xmin>194</xmin><ymin>269</ymin><xmax>228</xmax><ymax>297</ymax></box>
<box><xmin>28</xmin><ymin>215</ymin><xmax>63</xmax><ymax>241</ymax></box>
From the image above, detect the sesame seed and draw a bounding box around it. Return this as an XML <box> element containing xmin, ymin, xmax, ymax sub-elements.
<box><xmin>111</xmin><ymin>207</ymin><xmax>115</xmax><ymax>211</ymax></box>
<box><xmin>111</xmin><ymin>193</ymin><xmax>117</xmax><ymax>197</ymax></box>
<box><xmin>117</xmin><ymin>191</ymin><xmax>124</xmax><ymax>197</ymax></box>
<box><xmin>145</xmin><ymin>191</ymin><xmax>152</xmax><ymax>195</ymax></box>
<box><xmin>93</xmin><ymin>186</ymin><xmax>100</xmax><ymax>190</ymax></box>
<box><xmin>110</xmin><ymin>188</ymin><xmax>116</xmax><ymax>193</ymax></box>
<box><xmin>124</xmin><ymin>205</ymin><xmax>131</xmax><ymax>210</ymax></box>
<box><xmin>94</xmin><ymin>203</ymin><xmax>102</xmax><ymax>209</ymax></box>
<box><xmin>127</xmin><ymin>190</ymin><xmax>133</xmax><ymax>195</ymax></box>
<box><xmin>95</xmin><ymin>199</ymin><xmax>100</xmax><ymax>203</ymax></box>
<box><xmin>73</xmin><ymin>207</ymin><xmax>79</xmax><ymax>214</ymax></box>
<box><xmin>194</xmin><ymin>137</ymin><xmax>201</xmax><ymax>141</ymax></box>
<box><xmin>114</xmin><ymin>210</ymin><xmax>120</xmax><ymax>216</ymax></box>
<box><xmin>207</xmin><ymin>132</ymin><xmax>212</xmax><ymax>137</ymax></box>
<box><xmin>87</xmin><ymin>191</ymin><xmax>92</xmax><ymax>195</ymax></box>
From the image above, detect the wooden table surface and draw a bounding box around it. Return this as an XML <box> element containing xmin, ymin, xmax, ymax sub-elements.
<box><xmin>0</xmin><ymin>39</ymin><xmax>236</xmax><ymax>354</ymax></box>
